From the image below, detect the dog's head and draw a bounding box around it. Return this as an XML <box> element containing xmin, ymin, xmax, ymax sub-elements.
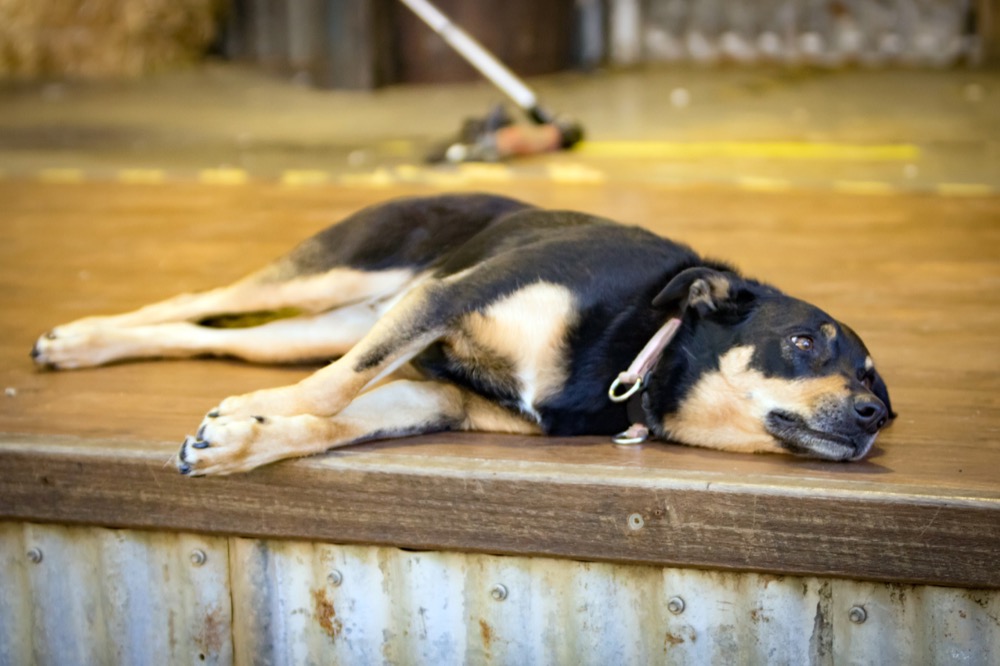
<box><xmin>647</xmin><ymin>267</ymin><xmax>894</xmax><ymax>461</ymax></box>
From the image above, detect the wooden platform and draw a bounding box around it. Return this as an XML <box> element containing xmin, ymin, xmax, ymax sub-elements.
<box><xmin>1</xmin><ymin>181</ymin><xmax>998</xmax><ymax>588</ymax></box>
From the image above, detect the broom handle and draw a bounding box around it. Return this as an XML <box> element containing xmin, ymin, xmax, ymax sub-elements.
<box><xmin>398</xmin><ymin>0</ymin><xmax>552</xmax><ymax>123</ymax></box>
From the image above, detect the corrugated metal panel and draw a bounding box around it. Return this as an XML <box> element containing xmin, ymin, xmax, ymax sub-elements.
<box><xmin>228</xmin><ymin>538</ymin><xmax>1000</xmax><ymax>666</ymax></box>
<box><xmin>2</xmin><ymin>522</ymin><xmax>998</xmax><ymax>665</ymax></box>
<box><xmin>0</xmin><ymin>522</ymin><xmax>232</xmax><ymax>666</ymax></box>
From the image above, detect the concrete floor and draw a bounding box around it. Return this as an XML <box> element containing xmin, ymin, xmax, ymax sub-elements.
<box><xmin>0</xmin><ymin>63</ymin><xmax>997</xmax><ymax>192</ymax></box>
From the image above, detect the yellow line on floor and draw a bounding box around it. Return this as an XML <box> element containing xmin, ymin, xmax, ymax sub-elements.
<box><xmin>457</xmin><ymin>163</ymin><xmax>513</xmax><ymax>182</ymax></box>
<box><xmin>338</xmin><ymin>168</ymin><xmax>395</xmax><ymax>187</ymax></box>
<box><xmin>393</xmin><ymin>164</ymin><xmax>424</xmax><ymax>181</ymax></box>
<box><xmin>199</xmin><ymin>168</ymin><xmax>249</xmax><ymax>185</ymax></box>
<box><xmin>281</xmin><ymin>170</ymin><xmax>330</xmax><ymax>186</ymax></box>
<box><xmin>546</xmin><ymin>163</ymin><xmax>607</xmax><ymax>184</ymax></box>
<box><xmin>577</xmin><ymin>141</ymin><xmax>920</xmax><ymax>161</ymax></box>
<box><xmin>734</xmin><ymin>177</ymin><xmax>793</xmax><ymax>192</ymax></box>
<box><xmin>935</xmin><ymin>183</ymin><xmax>995</xmax><ymax>197</ymax></box>
<box><xmin>38</xmin><ymin>168</ymin><xmax>85</xmax><ymax>184</ymax></box>
<box><xmin>378</xmin><ymin>140</ymin><xmax>414</xmax><ymax>157</ymax></box>
<box><xmin>118</xmin><ymin>168</ymin><xmax>166</xmax><ymax>184</ymax></box>
<box><xmin>832</xmin><ymin>180</ymin><xmax>896</xmax><ymax>195</ymax></box>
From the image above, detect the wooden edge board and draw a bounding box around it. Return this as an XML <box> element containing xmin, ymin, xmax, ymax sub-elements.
<box><xmin>0</xmin><ymin>435</ymin><xmax>997</xmax><ymax>589</ymax></box>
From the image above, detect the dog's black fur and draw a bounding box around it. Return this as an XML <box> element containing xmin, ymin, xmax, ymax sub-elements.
<box><xmin>33</xmin><ymin>193</ymin><xmax>893</xmax><ymax>474</ymax></box>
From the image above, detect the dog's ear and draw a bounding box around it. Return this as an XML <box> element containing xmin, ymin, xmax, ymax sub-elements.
<box><xmin>652</xmin><ymin>267</ymin><xmax>737</xmax><ymax>316</ymax></box>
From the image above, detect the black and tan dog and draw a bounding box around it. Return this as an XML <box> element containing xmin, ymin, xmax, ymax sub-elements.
<box><xmin>32</xmin><ymin>193</ymin><xmax>893</xmax><ymax>475</ymax></box>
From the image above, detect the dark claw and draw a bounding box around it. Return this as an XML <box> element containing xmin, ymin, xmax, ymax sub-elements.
<box><xmin>252</xmin><ymin>415</ymin><xmax>267</xmax><ymax>424</ymax></box>
<box><xmin>196</xmin><ymin>423</ymin><xmax>207</xmax><ymax>440</ymax></box>
<box><xmin>30</xmin><ymin>343</ymin><xmax>41</xmax><ymax>360</ymax></box>
<box><xmin>178</xmin><ymin>463</ymin><xmax>192</xmax><ymax>475</ymax></box>
<box><xmin>207</xmin><ymin>409</ymin><xmax>220</xmax><ymax>418</ymax></box>
<box><xmin>192</xmin><ymin>440</ymin><xmax>210</xmax><ymax>449</ymax></box>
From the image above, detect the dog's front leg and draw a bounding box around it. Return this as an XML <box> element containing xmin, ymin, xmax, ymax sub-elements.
<box><xmin>203</xmin><ymin>326</ymin><xmax>441</xmax><ymax>421</ymax></box>
<box><xmin>177</xmin><ymin>379</ymin><xmax>468</xmax><ymax>475</ymax></box>
<box><xmin>198</xmin><ymin>283</ymin><xmax>446</xmax><ymax>419</ymax></box>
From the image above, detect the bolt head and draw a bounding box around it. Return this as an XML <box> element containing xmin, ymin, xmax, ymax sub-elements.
<box><xmin>490</xmin><ymin>584</ymin><xmax>508</xmax><ymax>601</ymax></box>
<box><xmin>189</xmin><ymin>549</ymin><xmax>207</xmax><ymax>566</ymax></box>
<box><xmin>849</xmin><ymin>605</ymin><xmax>867</xmax><ymax>624</ymax></box>
<box><xmin>26</xmin><ymin>547</ymin><xmax>43</xmax><ymax>564</ymax></box>
<box><xmin>667</xmin><ymin>596</ymin><xmax>685</xmax><ymax>614</ymax></box>
<box><xmin>328</xmin><ymin>570</ymin><xmax>343</xmax><ymax>587</ymax></box>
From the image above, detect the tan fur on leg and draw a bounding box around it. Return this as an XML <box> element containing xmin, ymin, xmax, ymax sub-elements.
<box><xmin>34</xmin><ymin>266</ymin><xmax>417</xmax><ymax>369</ymax></box>
<box><xmin>181</xmin><ymin>380</ymin><xmax>465</xmax><ymax>475</ymax></box>
<box><xmin>34</xmin><ymin>303</ymin><xmax>380</xmax><ymax>369</ymax></box>
<box><xmin>206</xmin><ymin>283</ymin><xmax>445</xmax><ymax>419</ymax></box>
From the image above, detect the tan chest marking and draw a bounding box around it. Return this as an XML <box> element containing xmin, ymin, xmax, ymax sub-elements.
<box><xmin>662</xmin><ymin>345</ymin><xmax>849</xmax><ymax>454</ymax></box>
<box><xmin>454</xmin><ymin>282</ymin><xmax>577</xmax><ymax>418</ymax></box>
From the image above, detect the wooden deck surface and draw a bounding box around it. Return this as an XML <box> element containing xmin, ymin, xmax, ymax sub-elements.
<box><xmin>1</xmin><ymin>181</ymin><xmax>998</xmax><ymax>588</ymax></box>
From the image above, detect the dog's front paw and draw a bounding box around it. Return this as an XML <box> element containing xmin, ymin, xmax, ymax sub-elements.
<box><xmin>210</xmin><ymin>386</ymin><xmax>310</xmax><ymax>419</ymax></box>
<box><xmin>177</xmin><ymin>415</ymin><xmax>272</xmax><ymax>476</ymax></box>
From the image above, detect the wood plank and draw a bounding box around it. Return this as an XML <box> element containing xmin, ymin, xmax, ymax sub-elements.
<box><xmin>0</xmin><ymin>181</ymin><xmax>998</xmax><ymax>588</ymax></box>
<box><xmin>1</xmin><ymin>434</ymin><xmax>997</xmax><ymax>588</ymax></box>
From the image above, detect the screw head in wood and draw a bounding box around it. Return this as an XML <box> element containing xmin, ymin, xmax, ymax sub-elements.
<box><xmin>190</xmin><ymin>549</ymin><xmax>207</xmax><ymax>566</ymax></box>
<box><xmin>627</xmin><ymin>513</ymin><xmax>645</xmax><ymax>530</ymax></box>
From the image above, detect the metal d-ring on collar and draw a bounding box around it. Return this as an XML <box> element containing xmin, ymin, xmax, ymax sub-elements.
<box><xmin>608</xmin><ymin>317</ymin><xmax>682</xmax><ymax>445</ymax></box>
<box><xmin>608</xmin><ymin>374</ymin><xmax>644</xmax><ymax>403</ymax></box>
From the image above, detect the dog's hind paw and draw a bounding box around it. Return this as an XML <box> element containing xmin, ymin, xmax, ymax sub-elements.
<box><xmin>30</xmin><ymin>329</ymin><xmax>106</xmax><ymax>369</ymax></box>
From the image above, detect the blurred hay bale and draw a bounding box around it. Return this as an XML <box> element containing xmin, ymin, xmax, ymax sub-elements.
<box><xmin>0</xmin><ymin>0</ymin><xmax>227</xmax><ymax>78</ymax></box>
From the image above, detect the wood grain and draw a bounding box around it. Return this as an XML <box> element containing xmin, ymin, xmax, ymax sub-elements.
<box><xmin>0</xmin><ymin>182</ymin><xmax>998</xmax><ymax>588</ymax></box>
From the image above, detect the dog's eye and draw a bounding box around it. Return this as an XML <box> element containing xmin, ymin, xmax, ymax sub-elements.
<box><xmin>791</xmin><ymin>335</ymin><xmax>814</xmax><ymax>352</ymax></box>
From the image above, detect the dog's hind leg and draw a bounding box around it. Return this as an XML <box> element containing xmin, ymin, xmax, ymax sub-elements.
<box><xmin>32</xmin><ymin>302</ymin><xmax>381</xmax><ymax>369</ymax></box>
<box><xmin>178</xmin><ymin>379</ymin><xmax>540</xmax><ymax>475</ymax></box>
<box><xmin>33</xmin><ymin>266</ymin><xmax>419</xmax><ymax>368</ymax></box>
<box><xmin>41</xmin><ymin>265</ymin><xmax>416</xmax><ymax>337</ymax></box>
<box><xmin>36</xmin><ymin>193</ymin><xmax>529</xmax><ymax>368</ymax></box>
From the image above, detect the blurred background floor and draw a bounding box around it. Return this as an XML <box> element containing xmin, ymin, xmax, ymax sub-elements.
<box><xmin>0</xmin><ymin>63</ymin><xmax>997</xmax><ymax>193</ymax></box>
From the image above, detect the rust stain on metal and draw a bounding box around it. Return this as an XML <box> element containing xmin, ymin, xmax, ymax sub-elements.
<box><xmin>478</xmin><ymin>618</ymin><xmax>492</xmax><ymax>649</ymax></box>
<box><xmin>313</xmin><ymin>587</ymin><xmax>343</xmax><ymax>641</ymax></box>
<box><xmin>664</xmin><ymin>626</ymin><xmax>696</xmax><ymax>651</ymax></box>
<box><xmin>809</xmin><ymin>581</ymin><xmax>833</xmax><ymax>662</ymax></box>
<box><xmin>887</xmin><ymin>583</ymin><xmax>909</xmax><ymax>605</ymax></box>
<box><xmin>168</xmin><ymin>610</ymin><xmax>177</xmax><ymax>652</ymax></box>
<box><xmin>197</xmin><ymin>605</ymin><xmax>226</xmax><ymax>656</ymax></box>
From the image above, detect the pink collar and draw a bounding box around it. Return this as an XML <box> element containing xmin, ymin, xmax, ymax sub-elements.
<box><xmin>607</xmin><ymin>317</ymin><xmax>682</xmax><ymax>445</ymax></box>
<box><xmin>608</xmin><ymin>317</ymin><xmax>681</xmax><ymax>403</ymax></box>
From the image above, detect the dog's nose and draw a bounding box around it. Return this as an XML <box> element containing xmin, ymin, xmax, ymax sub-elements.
<box><xmin>854</xmin><ymin>396</ymin><xmax>889</xmax><ymax>433</ymax></box>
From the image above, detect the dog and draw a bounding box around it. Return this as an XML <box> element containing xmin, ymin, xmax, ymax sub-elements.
<box><xmin>32</xmin><ymin>193</ymin><xmax>893</xmax><ymax>475</ymax></box>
